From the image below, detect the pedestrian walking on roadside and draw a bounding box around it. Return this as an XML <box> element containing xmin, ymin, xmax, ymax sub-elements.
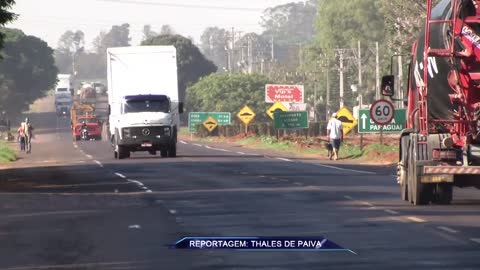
<box><xmin>20</xmin><ymin>117</ymin><xmax>34</xmax><ymax>154</ymax></box>
<box><xmin>17</xmin><ymin>124</ymin><xmax>25</xmax><ymax>151</ymax></box>
<box><xmin>326</xmin><ymin>113</ymin><xmax>343</xmax><ymax>160</ymax></box>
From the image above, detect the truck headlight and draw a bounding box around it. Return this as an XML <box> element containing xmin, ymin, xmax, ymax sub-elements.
<box><xmin>164</xmin><ymin>127</ymin><xmax>171</xmax><ymax>136</ymax></box>
<box><xmin>123</xmin><ymin>128</ymin><xmax>131</xmax><ymax>138</ymax></box>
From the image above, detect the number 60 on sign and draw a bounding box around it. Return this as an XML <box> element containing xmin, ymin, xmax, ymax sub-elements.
<box><xmin>369</xmin><ymin>99</ymin><xmax>395</xmax><ymax>125</ymax></box>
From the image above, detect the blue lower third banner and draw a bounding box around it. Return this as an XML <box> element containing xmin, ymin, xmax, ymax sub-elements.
<box><xmin>171</xmin><ymin>237</ymin><xmax>354</xmax><ymax>253</ymax></box>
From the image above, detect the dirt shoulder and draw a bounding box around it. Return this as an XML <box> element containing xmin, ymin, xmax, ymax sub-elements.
<box><xmin>180</xmin><ymin>132</ymin><xmax>399</xmax><ymax>166</ymax></box>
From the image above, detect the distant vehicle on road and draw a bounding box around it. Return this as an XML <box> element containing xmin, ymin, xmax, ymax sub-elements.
<box><xmin>72</xmin><ymin>116</ymin><xmax>102</xmax><ymax>141</ymax></box>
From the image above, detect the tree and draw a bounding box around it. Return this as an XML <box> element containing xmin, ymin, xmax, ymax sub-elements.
<box><xmin>0</xmin><ymin>28</ymin><xmax>58</xmax><ymax>116</ymax></box>
<box><xmin>200</xmin><ymin>27</ymin><xmax>229</xmax><ymax>71</ymax></box>
<box><xmin>142</xmin><ymin>24</ymin><xmax>157</xmax><ymax>41</ymax></box>
<box><xmin>187</xmin><ymin>73</ymin><xmax>269</xmax><ymax>121</ymax></box>
<box><xmin>0</xmin><ymin>0</ymin><xmax>16</xmax><ymax>50</ymax></box>
<box><xmin>93</xmin><ymin>23</ymin><xmax>131</xmax><ymax>54</ymax></box>
<box><xmin>160</xmin><ymin>24</ymin><xmax>175</xmax><ymax>35</ymax></box>
<box><xmin>57</xmin><ymin>30</ymin><xmax>85</xmax><ymax>53</ymax></box>
<box><xmin>142</xmin><ymin>34</ymin><xmax>217</xmax><ymax>102</ymax></box>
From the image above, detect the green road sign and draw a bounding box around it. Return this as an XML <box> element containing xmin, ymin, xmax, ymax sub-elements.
<box><xmin>358</xmin><ymin>108</ymin><xmax>406</xmax><ymax>133</ymax></box>
<box><xmin>274</xmin><ymin>111</ymin><xmax>308</xmax><ymax>129</ymax></box>
<box><xmin>188</xmin><ymin>112</ymin><xmax>231</xmax><ymax>133</ymax></box>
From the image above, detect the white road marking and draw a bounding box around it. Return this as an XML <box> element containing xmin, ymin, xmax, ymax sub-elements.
<box><xmin>470</xmin><ymin>238</ymin><xmax>480</xmax><ymax>244</ymax></box>
<box><xmin>180</xmin><ymin>141</ymin><xmax>188</xmax><ymax>144</ymax></box>
<box><xmin>384</xmin><ymin>209</ymin><xmax>399</xmax><ymax>215</ymax></box>
<box><xmin>407</xmin><ymin>216</ymin><xmax>427</xmax><ymax>223</ymax></box>
<box><xmin>237</xmin><ymin>151</ymin><xmax>245</xmax><ymax>155</ymax></box>
<box><xmin>85</xmin><ymin>154</ymin><xmax>93</xmax><ymax>159</ymax></box>
<box><xmin>293</xmin><ymin>182</ymin><xmax>303</xmax><ymax>186</ymax></box>
<box><xmin>146</xmin><ymin>190</ymin><xmax>153</xmax><ymax>193</ymax></box>
<box><xmin>193</xmin><ymin>143</ymin><xmax>203</xmax><ymax>147</ymax></box>
<box><xmin>315</xmin><ymin>163</ymin><xmax>376</xmax><ymax>174</ymax></box>
<box><xmin>73</xmin><ymin>144</ymin><xmax>78</xmax><ymax>149</ymax></box>
<box><xmin>361</xmin><ymin>201</ymin><xmax>374</xmax><ymax>207</ymax></box>
<box><xmin>127</xmin><ymin>179</ymin><xmax>144</xmax><ymax>187</ymax></box>
<box><xmin>437</xmin><ymin>226</ymin><xmax>458</xmax><ymax>234</ymax></box>
<box><xmin>115</xmin><ymin>173</ymin><xmax>126</xmax><ymax>179</ymax></box>
<box><xmin>258</xmin><ymin>175</ymin><xmax>267</xmax><ymax>178</ymax></box>
<box><xmin>275</xmin><ymin>157</ymin><xmax>293</xmax><ymax>162</ymax></box>
<box><xmin>343</xmin><ymin>195</ymin><xmax>354</xmax><ymax>200</ymax></box>
<box><xmin>169</xmin><ymin>209</ymin><xmax>177</xmax><ymax>214</ymax></box>
<box><xmin>128</xmin><ymin>225</ymin><xmax>141</xmax><ymax>229</ymax></box>
<box><xmin>94</xmin><ymin>160</ymin><xmax>102</xmax><ymax>166</ymax></box>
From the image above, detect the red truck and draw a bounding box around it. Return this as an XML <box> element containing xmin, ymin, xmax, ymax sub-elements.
<box><xmin>382</xmin><ymin>0</ymin><xmax>480</xmax><ymax>205</ymax></box>
<box><xmin>73</xmin><ymin>116</ymin><xmax>102</xmax><ymax>141</ymax></box>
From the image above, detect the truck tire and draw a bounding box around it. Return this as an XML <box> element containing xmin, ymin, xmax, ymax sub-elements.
<box><xmin>168</xmin><ymin>143</ymin><xmax>177</xmax><ymax>158</ymax></box>
<box><xmin>434</xmin><ymin>183</ymin><xmax>453</xmax><ymax>205</ymax></box>
<box><xmin>399</xmin><ymin>136</ymin><xmax>410</xmax><ymax>201</ymax></box>
<box><xmin>118</xmin><ymin>146</ymin><xmax>129</xmax><ymax>159</ymax></box>
<box><xmin>160</xmin><ymin>149</ymin><xmax>168</xmax><ymax>158</ymax></box>
<box><xmin>408</xmin><ymin>134</ymin><xmax>433</xmax><ymax>205</ymax></box>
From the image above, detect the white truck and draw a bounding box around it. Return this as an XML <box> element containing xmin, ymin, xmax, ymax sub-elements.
<box><xmin>107</xmin><ymin>46</ymin><xmax>183</xmax><ymax>159</ymax></box>
<box><xmin>55</xmin><ymin>74</ymin><xmax>73</xmax><ymax>116</ymax></box>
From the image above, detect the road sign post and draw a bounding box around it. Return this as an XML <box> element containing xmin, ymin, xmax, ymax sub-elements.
<box><xmin>237</xmin><ymin>105</ymin><xmax>256</xmax><ymax>135</ymax></box>
<box><xmin>358</xmin><ymin>108</ymin><xmax>405</xmax><ymax>133</ymax></box>
<box><xmin>188</xmin><ymin>112</ymin><xmax>231</xmax><ymax>133</ymax></box>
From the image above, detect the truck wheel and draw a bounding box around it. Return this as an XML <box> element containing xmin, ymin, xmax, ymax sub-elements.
<box><xmin>168</xmin><ymin>143</ymin><xmax>176</xmax><ymax>157</ymax></box>
<box><xmin>434</xmin><ymin>183</ymin><xmax>453</xmax><ymax>205</ymax></box>
<box><xmin>400</xmin><ymin>136</ymin><xmax>410</xmax><ymax>201</ymax></box>
<box><xmin>160</xmin><ymin>149</ymin><xmax>168</xmax><ymax>158</ymax></box>
<box><xmin>408</xmin><ymin>135</ymin><xmax>433</xmax><ymax>205</ymax></box>
<box><xmin>149</xmin><ymin>150</ymin><xmax>156</xmax><ymax>155</ymax></box>
<box><xmin>118</xmin><ymin>146</ymin><xmax>129</xmax><ymax>159</ymax></box>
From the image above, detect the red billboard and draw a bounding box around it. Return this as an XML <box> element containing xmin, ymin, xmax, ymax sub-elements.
<box><xmin>265</xmin><ymin>84</ymin><xmax>304</xmax><ymax>103</ymax></box>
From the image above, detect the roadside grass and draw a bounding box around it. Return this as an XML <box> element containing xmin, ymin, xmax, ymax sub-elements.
<box><xmin>184</xmin><ymin>134</ymin><xmax>398</xmax><ymax>162</ymax></box>
<box><xmin>0</xmin><ymin>142</ymin><xmax>17</xmax><ymax>163</ymax></box>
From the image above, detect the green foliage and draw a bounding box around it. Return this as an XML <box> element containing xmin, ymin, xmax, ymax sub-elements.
<box><xmin>186</xmin><ymin>73</ymin><xmax>269</xmax><ymax>121</ymax></box>
<box><xmin>0</xmin><ymin>0</ymin><xmax>16</xmax><ymax>50</ymax></box>
<box><xmin>0</xmin><ymin>28</ymin><xmax>58</xmax><ymax>116</ymax></box>
<box><xmin>142</xmin><ymin>34</ymin><xmax>217</xmax><ymax>101</ymax></box>
<box><xmin>200</xmin><ymin>27</ymin><xmax>229</xmax><ymax>71</ymax></box>
<box><xmin>93</xmin><ymin>23</ymin><xmax>131</xmax><ymax>54</ymax></box>
<box><xmin>0</xmin><ymin>142</ymin><xmax>16</xmax><ymax>162</ymax></box>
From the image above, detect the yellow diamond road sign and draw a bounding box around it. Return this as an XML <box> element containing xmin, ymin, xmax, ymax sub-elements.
<box><xmin>203</xmin><ymin>116</ymin><xmax>218</xmax><ymax>132</ymax></box>
<box><xmin>237</xmin><ymin>105</ymin><xmax>256</xmax><ymax>125</ymax></box>
<box><xmin>266</xmin><ymin>101</ymin><xmax>288</xmax><ymax>119</ymax></box>
<box><xmin>335</xmin><ymin>107</ymin><xmax>358</xmax><ymax>135</ymax></box>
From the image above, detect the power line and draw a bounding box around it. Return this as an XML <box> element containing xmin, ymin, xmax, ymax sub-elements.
<box><xmin>95</xmin><ymin>0</ymin><xmax>265</xmax><ymax>12</ymax></box>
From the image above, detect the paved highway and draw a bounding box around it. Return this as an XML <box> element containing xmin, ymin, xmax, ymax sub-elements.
<box><xmin>0</xmin><ymin>99</ymin><xmax>479</xmax><ymax>269</ymax></box>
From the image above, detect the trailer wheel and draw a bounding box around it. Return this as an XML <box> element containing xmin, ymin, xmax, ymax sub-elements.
<box><xmin>408</xmin><ymin>135</ymin><xmax>433</xmax><ymax>205</ymax></box>
<box><xmin>434</xmin><ymin>183</ymin><xmax>452</xmax><ymax>205</ymax></box>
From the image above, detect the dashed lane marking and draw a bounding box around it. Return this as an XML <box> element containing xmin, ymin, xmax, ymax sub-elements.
<box><xmin>407</xmin><ymin>216</ymin><xmax>427</xmax><ymax>223</ymax></box>
<box><xmin>275</xmin><ymin>157</ymin><xmax>293</xmax><ymax>162</ymax></box>
<box><xmin>470</xmin><ymin>238</ymin><xmax>480</xmax><ymax>244</ymax></box>
<box><xmin>115</xmin><ymin>173</ymin><xmax>126</xmax><ymax>179</ymax></box>
<box><xmin>127</xmin><ymin>179</ymin><xmax>144</xmax><ymax>187</ymax></box>
<box><xmin>86</xmin><ymin>154</ymin><xmax>93</xmax><ymax>159</ymax></box>
<box><xmin>437</xmin><ymin>226</ymin><xmax>458</xmax><ymax>234</ymax></box>
<box><xmin>193</xmin><ymin>143</ymin><xmax>203</xmax><ymax>147</ymax></box>
<box><xmin>293</xmin><ymin>182</ymin><xmax>303</xmax><ymax>186</ymax></box>
<box><xmin>237</xmin><ymin>151</ymin><xmax>245</xmax><ymax>155</ymax></box>
<box><xmin>94</xmin><ymin>160</ymin><xmax>103</xmax><ymax>167</ymax></box>
<box><xmin>384</xmin><ymin>209</ymin><xmax>399</xmax><ymax>215</ymax></box>
<box><xmin>344</xmin><ymin>195</ymin><xmax>354</xmax><ymax>200</ymax></box>
<box><xmin>180</xmin><ymin>141</ymin><xmax>188</xmax><ymax>144</ymax></box>
<box><xmin>314</xmin><ymin>163</ymin><xmax>376</xmax><ymax>175</ymax></box>
<box><xmin>169</xmin><ymin>209</ymin><xmax>177</xmax><ymax>215</ymax></box>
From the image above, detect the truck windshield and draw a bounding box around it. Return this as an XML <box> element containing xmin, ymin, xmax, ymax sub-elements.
<box><xmin>124</xmin><ymin>99</ymin><xmax>170</xmax><ymax>113</ymax></box>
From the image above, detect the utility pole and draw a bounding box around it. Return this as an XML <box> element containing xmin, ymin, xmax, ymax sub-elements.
<box><xmin>398</xmin><ymin>55</ymin><xmax>404</xmax><ymax>108</ymax></box>
<box><xmin>270</xmin><ymin>36</ymin><xmax>275</xmax><ymax>61</ymax></box>
<box><xmin>375</xmin><ymin>41</ymin><xmax>380</xmax><ymax>100</ymax></box>
<box><xmin>326</xmin><ymin>57</ymin><xmax>330</xmax><ymax>120</ymax></box>
<box><xmin>339</xmin><ymin>50</ymin><xmax>345</xmax><ymax>108</ymax></box>
<box><xmin>247</xmin><ymin>36</ymin><xmax>253</xmax><ymax>74</ymax></box>
<box><xmin>358</xmin><ymin>40</ymin><xmax>362</xmax><ymax>97</ymax></box>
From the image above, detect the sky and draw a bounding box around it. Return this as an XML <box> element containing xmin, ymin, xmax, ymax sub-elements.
<box><xmin>7</xmin><ymin>0</ymin><xmax>301</xmax><ymax>50</ymax></box>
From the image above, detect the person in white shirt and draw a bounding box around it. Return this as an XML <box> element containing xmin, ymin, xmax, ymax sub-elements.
<box><xmin>326</xmin><ymin>113</ymin><xmax>343</xmax><ymax>160</ymax></box>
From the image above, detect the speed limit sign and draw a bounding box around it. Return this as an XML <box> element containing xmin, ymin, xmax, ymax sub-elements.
<box><xmin>370</xmin><ymin>99</ymin><xmax>395</xmax><ymax>125</ymax></box>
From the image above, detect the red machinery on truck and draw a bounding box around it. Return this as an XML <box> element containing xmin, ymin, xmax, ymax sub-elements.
<box><xmin>382</xmin><ymin>0</ymin><xmax>480</xmax><ymax>205</ymax></box>
<box><xmin>72</xmin><ymin>115</ymin><xmax>102</xmax><ymax>141</ymax></box>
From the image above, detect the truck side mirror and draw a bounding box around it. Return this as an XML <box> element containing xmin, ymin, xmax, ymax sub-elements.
<box><xmin>381</xmin><ymin>75</ymin><xmax>395</xmax><ymax>97</ymax></box>
<box><xmin>178</xmin><ymin>102</ymin><xmax>184</xmax><ymax>114</ymax></box>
